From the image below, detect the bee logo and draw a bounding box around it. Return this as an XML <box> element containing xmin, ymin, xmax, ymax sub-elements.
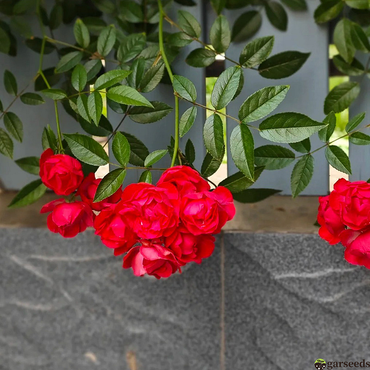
<box><xmin>315</xmin><ymin>359</ymin><xmax>326</xmax><ymax>370</ymax></box>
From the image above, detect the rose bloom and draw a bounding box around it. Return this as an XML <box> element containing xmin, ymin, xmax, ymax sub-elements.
<box><xmin>123</xmin><ymin>242</ymin><xmax>181</xmax><ymax>279</ymax></box>
<box><xmin>165</xmin><ymin>226</ymin><xmax>215</xmax><ymax>265</ymax></box>
<box><xmin>180</xmin><ymin>186</ymin><xmax>235</xmax><ymax>235</ymax></box>
<box><xmin>77</xmin><ymin>173</ymin><xmax>122</xmax><ymax>211</ymax></box>
<box><xmin>94</xmin><ymin>203</ymin><xmax>137</xmax><ymax>253</ymax></box>
<box><xmin>41</xmin><ymin>199</ymin><xmax>94</xmax><ymax>238</ymax></box>
<box><xmin>330</xmin><ymin>178</ymin><xmax>370</xmax><ymax>230</ymax></box>
<box><xmin>317</xmin><ymin>195</ymin><xmax>345</xmax><ymax>245</ymax></box>
<box><xmin>340</xmin><ymin>229</ymin><xmax>370</xmax><ymax>269</ymax></box>
<box><xmin>39</xmin><ymin>148</ymin><xmax>84</xmax><ymax>196</ymax></box>
<box><xmin>157</xmin><ymin>165</ymin><xmax>210</xmax><ymax>195</ymax></box>
<box><xmin>120</xmin><ymin>182</ymin><xmax>180</xmax><ymax>239</ymax></box>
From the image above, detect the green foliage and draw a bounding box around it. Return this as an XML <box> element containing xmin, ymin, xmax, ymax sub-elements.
<box><xmin>291</xmin><ymin>155</ymin><xmax>314</xmax><ymax>198</ymax></box>
<box><xmin>94</xmin><ymin>168</ymin><xmax>126</xmax><ymax>202</ymax></box>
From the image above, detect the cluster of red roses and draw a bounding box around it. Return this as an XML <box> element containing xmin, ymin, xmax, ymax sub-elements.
<box><xmin>39</xmin><ymin>149</ymin><xmax>236</xmax><ymax>278</ymax></box>
<box><xmin>318</xmin><ymin>178</ymin><xmax>370</xmax><ymax>269</ymax></box>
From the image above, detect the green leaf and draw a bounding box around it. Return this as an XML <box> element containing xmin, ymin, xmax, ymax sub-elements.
<box><xmin>265</xmin><ymin>1</ymin><xmax>288</xmax><ymax>31</ymax></box>
<box><xmin>233</xmin><ymin>188</ymin><xmax>281</xmax><ymax>203</ymax></box>
<box><xmin>79</xmin><ymin>115</ymin><xmax>113</xmax><ymax>137</ymax></box>
<box><xmin>8</xmin><ymin>179</ymin><xmax>46</xmax><ymax>209</ymax></box>
<box><xmin>119</xmin><ymin>1</ymin><xmax>144</xmax><ymax>23</ymax></box>
<box><xmin>4</xmin><ymin>70</ymin><xmax>17</xmax><ymax>95</ymax></box>
<box><xmin>260</xmin><ymin>112</ymin><xmax>326</xmax><ymax>143</ymax></box>
<box><xmin>139</xmin><ymin>62</ymin><xmax>165</xmax><ymax>93</ymax></box>
<box><xmin>201</xmin><ymin>152</ymin><xmax>222</xmax><ymax>177</ymax></box>
<box><xmin>349</xmin><ymin>132</ymin><xmax>370</xmax><ymax>145</ymax></box>
<box><xmin>346</xmin><ymin>112</ymin><xmax>365</xmax><ymax>132</ymax></box>
<box><xmin>94</xmin><ymin>69</ymin><xmax>131</xmax><ymax>90</ymax></box>
<box><xmin>85</xmin><ymin>59</ymin><xmax>103</xmax><ymax>82</ymax></box>
<box><xmin>254</xmin><ymin>145</ymin><xmax>295</xmax><ymax>170</ymax></box>
<box><xmin>210</xmin><ymin>15</ymin><xmax>231</xmax><ymax>53</ymax></box>
<box><xmin>186</xmin><ymin>48</ymin><xmax>216</xmax><ymax>68</ymax></box>
<box><xmin>230</xmin><ymin>124</ymin><xmax>254</xmax><ymax>180</ymax></box>
<box><xmin>88</xmin><ymin>91</ymin><xmax>103</xmax><ymax>126</ymax></box>
<box><xmin>291</xmin><ymin>155</ymin><xmax>314</xmax><ymax>198</ymax></box>
<box><xmin>112</xmin><ymin>132</ymin><xmax>130</xmax><ymax>166</ymax></box>
<box><xmin>232</xmin><ymin>10</ymin><xmax>262</xmax><ymax>43</ymax></box>
<box><xmin>107</xmin><ymin>85</ymin><xmax>153</xmax><ymax>107</ymax></box>
<box><xmin>49</xmin><ymin>4</ymin><xmax>63</xmax><ymax>30</ymax></box>
<box><xmin>178</xmin><ymin>10</ymin><xmax>201</xmax><ymax>38</ymax></box>
<box><xmin>20</xmin><ymin>92</ymin><xmax>44</xmax><ymax>105</ymax></box>
<box><xmin>55</xmin><ymin>51</ymin><xmax>83</xmax><ymax>73</ymax></box>
<box><xmin>74</xmin><ymin>18</ymin><xmax>90</xmax><ymax>48</ymax></box>
<box><xmin>203</xmin><ymin>114</ymin><xmax>225</xmax><ymax>160</ymax></box>
<box><xmin>117</xmin><ymin>33</ymin><xmax>146</xmax><ymax>63</ymax></box>
<box><xmin>64</xmin><ymin>133</ymin><xmax>109</xmax><ymax>166</ymax></box>
<box><xmin>258</xmin><ymin>51</ymin><xmax>310</xmax><ymax>79</ymax></box>
<box><xmin>211</xmin><ymin>0</ymin><xmax>227</xmax><ymax>13</ymax></box>
<box><xmin>239</xmin><ymin>36</ymin><xmax>274</xmax><ymax>68</ymax></box>
<box><xmin>10</xmin><ymin>16</ymin><xmax>32</xmax><ymax>38</ymax></box>
<box><xmin>185</xmin><ymin>139</ymin><xmax>196</xmax><ymax>164</ymax></box>
<box><xmin>139</xmin><ymin>170</ymin><xmax>152</xmax><ymax>184</ymax></box>
<box><xmin>325</xmin><ymin>145</ymin><xmax>351</xmax><ymax>175</ymax></box>
<box><xmin>167</xmin><ymin>32</ymin><xmax>193</xmax><ymax>48</ymax></box>
<box><xmin>41</xmin><ymin>88</ymin><xmax>67</xmax><ymax>100</ymax></box>
<box><xmin>180</xmin><ymin>106</ymin><xmax>197</xmax><ymax>137</ymax></box>
<box><xmin>314</xmin><ymin>0</ymin><xmax>344</xmax><ymax>23</ymax></box>
<box><xmin>289</xmin><ymin>138</ymin><xmax>311</xmax><ymax>153</ymax></box>
<box><xmin>318</xmin><ymin>112</ymin><xmax>336</xmax><ymax>142</ymax></box>
<box><xmin>77</xmin><ymin>95</ymin><xmax>90</xmax><ymax>122</ymax></box>
<box><xmin>173</xmin><ymin>75</ymin><xmax>197</xmax><ymax>102</ymax></box>
<box><xmin>129</xmin><ymin>101</ymin><xmax>173</xmax><ymax>124</ymax></box>
<box><xmin>334</xmin><ymin>19</ymin><xmax>355</xmax><ymax>64</ymax></box>
<box><xmin>4</xmin><ymin>112</ymin><xmax>23</xmax><ymax>142</ymax></box>
<box><xmin>0</xmin><ymin>128</ymin><xmax>13</xmax><ymax>158</ymax></box>
<box><xmin>351</xmin><ymin>22</ymin><xmax>370</xmax><ymax>52</ymax></box>
<box><xmin>127</xmin><ymin>58</ymin><xmax>146</xmax><ymax>89</ymax></box>
<box><xmin>281</xmin><ymin>0</ymin><xmax>307</xmax><ymax>11</ymax></box>
<box><xmin>144</xmin><ymin>149</ymin><xmax>168</xmax><ymax>167</ymax></box>
<box><xmin>324</xmin><ymin>81</ymin><xmax>360</xmax><ymax>114</ymax></box>
<box><xmin>121</xmin><ymin>131</ymin><xmax>149</xmax><ymax>166</ymax></box>
<box><xmin>211</xmin><ymin>66</ymin><xmax>241</xmax><ymax>110</ymax></box>
<box><xmin>92</xmin><ymin>0</ymin><xmax>115</xmax><ymax>13</ymax></box>
<box><xmin>333</xmin><ymin>55</ymin><xmax>365</xmax><ymax>76</ymax></box>
<box><xmin>15</xmin><ymin>156</ymin><xmax>40</xmax><ymax>175</ymax></box>
<box><xmin>97</xmin><ymin>25</ymin><xmax>116</xmax><ymax>56</ymax></box>
<box><xmin>219</xmin><ymin>171</ymin><xmax>255</xmax><ymax>193</ymax></box>
<box><xmin>0</xmin><ymin>27</ymin><xmax>10</xmax><ymax>54</ymax></box>
<box><xmin>13</xmin><ymin>0</ymin><xmax>37</xmax><ymax>14</ymax></box>
<box><xmin>71</xmin><ymin>64</ymin><xmax>87</xmax><ymax>92</ymax></box>
<box><xmin>239</xmin><ymin>85</ymin><xmax>289</xmax><ymax>123</ymax></box>
<box><xmin>345</xmin><ymin>0</ymin><xmax>370</xmax><ymax>9</ymax></box>
<box><xmin>41</xmin><ymin>125</ymin><xmax>57</xmax><ymax>152</ymax></box>
<box><xmin>94</xmin><ymin>168</ymin><xmax>126</xmax><ymax>202</ymax></box>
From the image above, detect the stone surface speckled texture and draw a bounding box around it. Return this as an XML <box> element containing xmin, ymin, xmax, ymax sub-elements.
<box><xmin>1</xmin><ymin>229</ymin><xmax>370</xmax><ymax>369</ymax></box>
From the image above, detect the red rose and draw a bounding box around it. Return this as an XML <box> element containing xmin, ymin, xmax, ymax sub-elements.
<box><xmin>157</xmin><ymin>165</ymin><xmax>210</xmax><ymax>195</ymax></box>
<box><xmin>340</xmin><ymin>229</ymin><xmax>370</xmax><ymax>269</ymax></box>
<box><xmin>41</xmin><ymin>199</ymin><xmax>94</xmax><ymax>238</ymax></box>
<box><xmin>39</xmin><ymin>148</ymin><xmax>84</xmax><ymax>196</ymax></box>
<box><xmin>180</xmin><ymin>186</ymin><xmax>235</xmax><ymax>235</ymax></box>
<box><xmin>317</xmin><ymin>195</ymin><xmax>345</xmax><ymax>245</ymax></box>
<box><xmin>120</xmin><ymin>182</ymin><xmax>180</xmax><ymax>239</ymax></box>
<box><xmin>77</xmin><ymin>173</ymin><xmax>122</xmax><ymax>211</ymax></box>
<box><xmin>94</xmin><ymin>203</ymin><xmax>137</xmax><ymax>253</ymax></box>
<box><xmin>165</xmin><ymin>226</ymin><xmax>215</xmax><ymax>264</ymax></box>
<box><xmin>330</xmin><ymin>178</ymin><xmax>370</xmax><ymax>230</ymax></box>
<box><xmin>123</xmin><ymin>242</ymin><xmax>181</xmax><ymax>279</ymax></box>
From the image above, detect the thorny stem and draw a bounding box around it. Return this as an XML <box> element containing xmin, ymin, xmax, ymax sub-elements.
<box><xmin>158</xmin><ymin>0</ymin><xmax>179</xmax><ymax>167</ymax></box>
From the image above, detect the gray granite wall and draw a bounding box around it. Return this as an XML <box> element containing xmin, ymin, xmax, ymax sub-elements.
<box><xmin>0</xmin><ymin>229</ymin><xmax>369</xmax><ymax>370</ymax></box>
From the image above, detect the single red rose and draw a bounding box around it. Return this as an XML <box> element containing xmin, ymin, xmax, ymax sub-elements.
<box><xmin>165</xmin><ymin>226</ymin><xmax>215</xmax><ymax>264</ymax></box>
<box><xmin>120</xmin><ymin>182</ymin><xmax>180</xmax><ymax>239</ymax></box>
<box><xmin>123</xmin><ymin>242</ymin><xmax>181</xmax><ymax>279</ymax></box>
<box><xmin>157</xmin><ymin>165</ymin><xmax>210</xmax><ymax>195</ymax></box>
<box><xmin>340</xmin><ymin>228</ymin><xmax>370</xmax><ymax>269</ymax></box>
<box><xmin>317</xmin><ymin>195</ymin><xmax>345</xmax><ymax>245</ymax></box>
<box><xmin>180</xmin><ymin>186</ymin><xmax>235</xmax><ymax>235</ymax></box>
<box><xmin>94</xmin><ymin>202</ymin><xmax>137</xmax><ymax>252</ymax></box>
<box><xmin>77</xmin><ymin>173</ymin><xmax>122</xmax><ymax>211</ymax></box>
<box><xmin>39</xmin><ymin>148</ymin><xmax>84</xmax><ymax>196</ymax></box>
<box><xmin>330</xmin><ymin>178</ymin><xmax>370</xmax><ymax>230</ymax></box>
<box><xmin>41</xmin><ymin>199</ymin><xmax>94</xmax><ymax>238</ymax></box>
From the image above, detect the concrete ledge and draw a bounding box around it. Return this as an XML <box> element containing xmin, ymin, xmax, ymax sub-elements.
<box><xmin>0</xmin><ymin>192</ymin><xmax>320</xmax><ymax>233</ymax></box>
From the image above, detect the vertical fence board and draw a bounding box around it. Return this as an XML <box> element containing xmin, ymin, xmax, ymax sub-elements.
<box><xmin>221</xmin><ymin>0</ymin><xmax>329</xmax><ymax>195</ymax></box>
